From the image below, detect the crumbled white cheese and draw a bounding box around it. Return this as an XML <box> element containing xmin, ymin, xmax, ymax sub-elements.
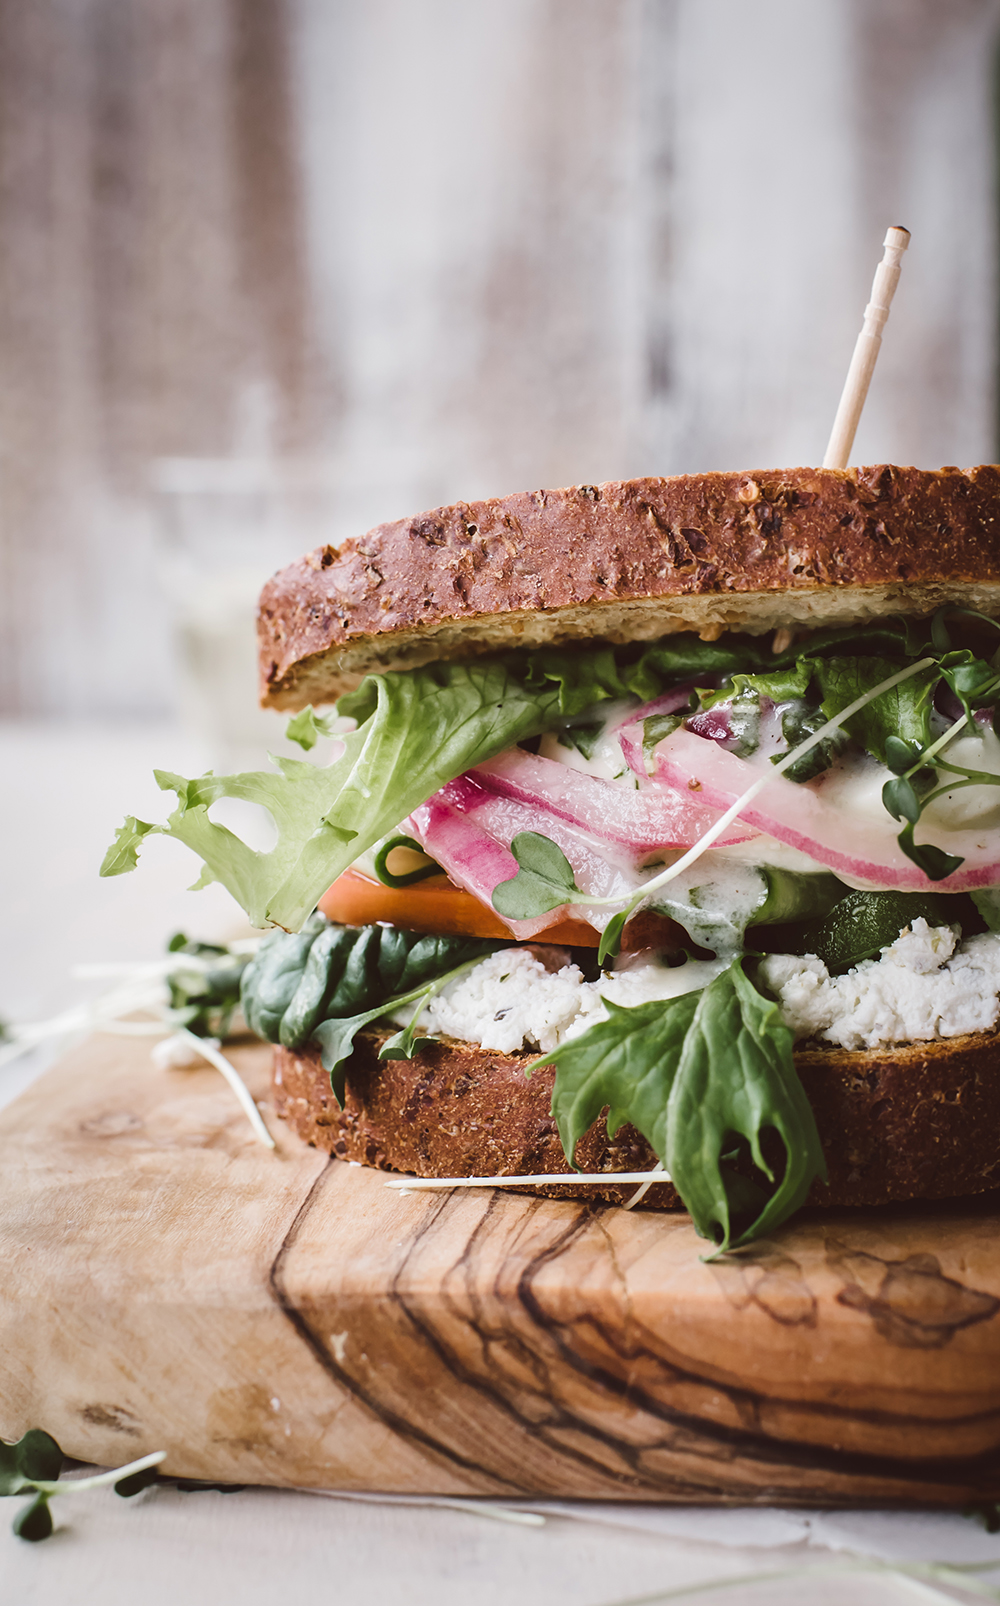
<box><xmin>760</xmin><ymin>920</ymin><xmax>1000</xmax><ymax>1051</ymax></box>
<box><xmin>405</xmin><ymin>947</ymin><xmax>724</xmax><ymax>1056</ymax></box>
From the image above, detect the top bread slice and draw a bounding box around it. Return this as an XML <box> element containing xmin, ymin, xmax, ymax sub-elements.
<box><xmin>258</xmin><ymin>463</ymin><xmax>1000</xmax><ymax>709</ymax></box>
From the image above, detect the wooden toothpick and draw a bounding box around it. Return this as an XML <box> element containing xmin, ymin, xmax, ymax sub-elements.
<box><xmin>823</xmin><ymin>225</ymin><xmax>910</xmax><ymax>470</ymax></box>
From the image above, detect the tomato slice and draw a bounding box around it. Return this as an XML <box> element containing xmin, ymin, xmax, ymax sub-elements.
<box><xmin>318</xmin><ymin>869</ymin><xmax>601</xmax><ymax>945</ymax></box>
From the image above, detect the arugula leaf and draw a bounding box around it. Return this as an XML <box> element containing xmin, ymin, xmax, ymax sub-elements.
<box><xmin>811</xmin><ymin>657</ymin><xmax>936</xmax><ymax>763</ymax></box>
<box><xmin>532</xmin><ymin>960</ymin><xmax>825</xmax><ymax>1249</ymax></box>
<box><xmin>929</xmin><ymin>604</ymin><xmax>1000</xmax><ymax>654</ymax></box>
<box><xmin>491</xmin><ymin>832</ymin><xmax>579</xmax><ymax>920</ymax></box>
<box><xmin>773</xmin><ymin>620</ymin><xmax>913</xmax><ymax>664</ymax></box>
<box><xmin>285</xmin><ymin>705</ymin><xmax>338</xmax><ymax>751</ymax></box>
<box><xmin>241</xmin><ymin>917</ymin><xmax>503</xmax><ymax>1050</ymax></box>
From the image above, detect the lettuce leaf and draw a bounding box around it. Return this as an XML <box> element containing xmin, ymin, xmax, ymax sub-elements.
<box><xmin>102</xmin><ymin>658</ymin><xmax>572</xmax><ymax>929</ymax></box>
<box><xmin>101</xmin><ymin>640</ymin><xmax>779</xmax><ymax>931</ymax></box>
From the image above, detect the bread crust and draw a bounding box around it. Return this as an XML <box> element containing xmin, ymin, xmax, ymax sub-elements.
<box><xmin>258</xmin><ymin>464</ymin><xmax>1000</xmax><ymax>708</ymax></box>
<box><xmin>272</xmin><ymin>1024</ymin><xmax>1000</xmax><ymax>1210</ymax></box>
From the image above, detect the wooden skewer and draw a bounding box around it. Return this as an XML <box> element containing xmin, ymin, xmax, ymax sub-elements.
<box><xmin>823</xmin><ymin>225</ymin><xmax>910</xmax><ymax>470</ymax></box>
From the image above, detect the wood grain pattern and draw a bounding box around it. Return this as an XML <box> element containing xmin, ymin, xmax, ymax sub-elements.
<box><xmin>2</xmin><ymin>1034</ymin><xmax>1000</xmax><ymax>1504</ymax></box>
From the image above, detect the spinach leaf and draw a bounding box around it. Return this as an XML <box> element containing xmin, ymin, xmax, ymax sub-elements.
<box><xmin>811</xmin><ymin>656</ymin><xmax>936</xmax><ymax>763</ymax></box>
<box><xmin>241</xmin><ymin>917</ymin><xmax>504</xmax><ymax>1050</ymax></box>
<box><xmin>311</xmin><ymin>954</ymin><xmax>489</xmax><ymax>1100</ymax></box>
<box><xmin>664</xmin><ymin>960</ymin><xmax>826</xmax><ymax>1247</ymax></box>
<box><xmin>729</xmin><ymin>662</ymin><xmax>814</xmax><ymax>703</ymax></box>
<box><xmin>535</xmin><ymin>993</ymin><xmax>699</xmax><ymax>1166</ymax></box>
<box><xmin>164</xmin><ymin>934</ymin><xmax>250</xmax><ymax>1039</ymax></box>
<box><xmin>532</xmin><ymin>959</ymin><xmax>825</xmax><ymax>1249</ymax></box>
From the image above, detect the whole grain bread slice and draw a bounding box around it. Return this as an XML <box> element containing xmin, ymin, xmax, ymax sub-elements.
<box><xmin>272</xmin><ymin>1024</ymin><xmax>1000</xmax><ymax>1211</ymax></box>
<box><xmin>258</xmin><ymin>464</ymin><xmax>1000</xmax><ymax>709</ymax></box>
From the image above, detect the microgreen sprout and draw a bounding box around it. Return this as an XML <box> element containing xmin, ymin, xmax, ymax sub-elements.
<box><xmin>0</xmin><ymin>1430</ymin><xmax>165</xmax><ymax>1542</ymax></box>
<box><xmin>0</xmin><ymin>938</ymin><xmax>271</xmax><ymax>1148</ymax></box>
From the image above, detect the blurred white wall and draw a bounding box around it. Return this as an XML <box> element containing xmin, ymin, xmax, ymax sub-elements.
<box><xmin>1</xmin><ymin>0</ymin><xmax>999</xmax><ymax>726</ymax></box>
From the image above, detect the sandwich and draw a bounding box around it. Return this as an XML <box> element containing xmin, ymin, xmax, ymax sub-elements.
<box><xmin>103</xmin><ymin>463</ymin><xmax>1000</xmax><ymax>1250</ymax></box>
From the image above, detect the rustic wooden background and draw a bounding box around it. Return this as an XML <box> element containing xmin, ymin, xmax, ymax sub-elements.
<box><xmin>2</xmin><ymin>0</ymin><xmax>1000</xmax><ymax>723</ymax></box>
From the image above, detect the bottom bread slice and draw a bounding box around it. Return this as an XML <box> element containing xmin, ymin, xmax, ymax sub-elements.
<box><xmin>272</xmin><ymin>1027</ymin><xmax>1000</xmax><ymax>1210</ymax></box>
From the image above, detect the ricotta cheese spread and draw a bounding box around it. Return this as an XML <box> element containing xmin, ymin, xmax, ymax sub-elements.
<box><xmin>404</xmin><ymin>947</ymin><xmax>725</xmax><ymax>1056</ymax></box>
<box><xmin>760</xmin><ymin>920</ymin><xmax>1000</xmax><ymax>1051</ymax></box>
<box><xmin>401</xmin><ymin>919</ymin><xmax>1000</xmax><ymax>1059</ymax></box>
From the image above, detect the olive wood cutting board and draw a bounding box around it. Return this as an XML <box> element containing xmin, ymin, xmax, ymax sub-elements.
<box><xmin>2</xmin><ymin>1033</ymin><xmax>1000</xmax><ymax>1506</ymax></box>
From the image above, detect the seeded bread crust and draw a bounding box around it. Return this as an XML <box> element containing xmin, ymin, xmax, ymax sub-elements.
<box><xmin>258</xmin><ymin>464</ymin><xmax>1000</xmax><ymax>708</ymax></box>
<box><xmin>272</xmin><ymin>1025</ymin><xmax>1000</xmax><ymax>1210</ymax></box>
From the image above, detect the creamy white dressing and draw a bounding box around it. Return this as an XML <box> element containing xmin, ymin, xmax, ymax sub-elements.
<box><xmin>707</xmin><ymin>833</ymin><xmax>825</xmax><ymax>875</ymax></box>
<box><xmin>813</xmin><ymin>730</ymin><xmax>1000</xmax><ymax>835</ymax></box>
<box><xmin>538</xmin><ymin>724</ymin><xmax>637</xmax><ymax>783</ymax></box>
<box><xmin>921</xmin><ymin>728</ymin><xmax>1000</xmax><ymax>830</ymax></box>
